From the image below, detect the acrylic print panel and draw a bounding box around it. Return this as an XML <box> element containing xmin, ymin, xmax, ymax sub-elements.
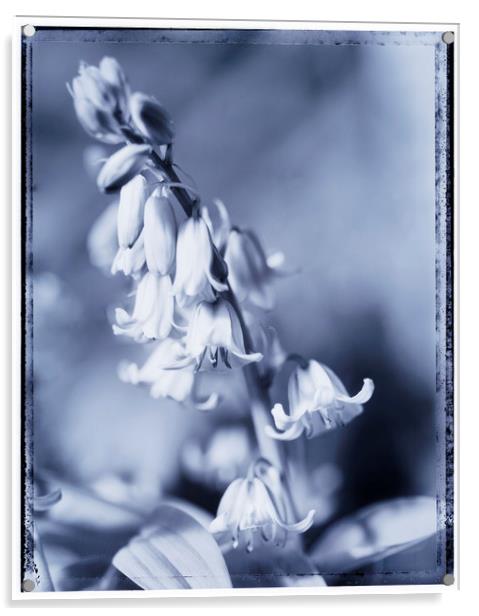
<box><xmin>17</xmin><ymin>23</ymin><xmax>454</xmax><ymax>596</ymax></box>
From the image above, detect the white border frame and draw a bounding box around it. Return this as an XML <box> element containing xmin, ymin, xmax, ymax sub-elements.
<box><xmin>11</xmin><ymin>15</ymin><xmax>459</xmax><ymax>601</ymax></box>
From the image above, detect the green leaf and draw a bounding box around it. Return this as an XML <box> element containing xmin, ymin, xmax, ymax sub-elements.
<box><xmin>310</xmin><ymin>496</ymin><xmax>437</xmax><ymax>573</ymax></box>
<box><xmin>112</xmin><ymin>504</ymin><xmax>232</xmax><ymax>589</ymax></box>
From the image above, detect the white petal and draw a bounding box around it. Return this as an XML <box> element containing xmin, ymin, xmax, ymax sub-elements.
<box><xmin>143</xmin><ymin>189</ymin><xmax>177</xmax><ymax>275</ymax></box>
<box><xmin>264</xmin><ymin>421</ymin><xmax>305</xmax><ymax>441</ymax></box>
<box><xmin>335</xmin><ymin>378</ymin><xmax>375</xmax><ymax>404</ymax></box>
<box><xmin>209</xmin><ymin>513</ymin><xmax>229</xmax><ymax>535</ymax></box>
<box><xmin>117</xmin><ymin>175</ymin><xmax>148</xmax><ymax>249</ymax></box>
<box><xmin>271</xmin><ymin>403</ymin><xmax>294</xmax><ymax>431</ymax></box>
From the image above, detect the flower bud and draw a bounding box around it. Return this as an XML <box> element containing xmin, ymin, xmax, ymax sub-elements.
<box><xmin>129</xmin><ymin>92</ymin><xmax>174</xmax><ymax>145</ymax></box>
<box><xmin>99</xmin><ymin>56</ymin><xmax>129</xmax><ymax>116</ymax></box>
<box><xmin>143</xmin><ymin>188</ymin><xmax>177</xmax><ymax>275</ymax></box>
<box><xmin>97</xmin><ymin>144</ymin><xmax>152</xmax><ymax>193</ymax></box>
<box><xmin>72</xmin><ymin>63</ymin><xmax>117</xmax><ymax>112</ymax></box>
<box><xmin>72</xmin><ymin>96</ymin><xmax>123</xmax><ymax>144</ymax></box>
<box><xmin>117</xmin><ymin>175</ymin><xmax>149</xmax><ymax>249</ymax></box>
<box><xmin>69</xmin><ymin>58</ymin><xmax>130</xmax><ymax>142</ymax></box>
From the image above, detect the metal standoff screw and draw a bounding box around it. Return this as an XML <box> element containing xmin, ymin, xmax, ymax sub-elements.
<box><xmin>442</xmin><ymin>31</ymin><xmax>454</xmax><ymax>45</ymax></box>
<box><xmin>23</xmin><ymin>25</ymin><xmax>36</xmax><ymax>37</ymax></box>
<box><xmin>443</xmin><ymin>573</ymin><xmax>455</xmax><ymax>586</ymax></box>
<box><xmin>21</xmin><ymin>578</ymin><xmax>35</xmax><ymax>592</ymax></box>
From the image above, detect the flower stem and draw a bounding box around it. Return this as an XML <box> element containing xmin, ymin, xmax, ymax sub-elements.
<box><xmin>224</xmin><ymin>286</ymin><xmax>287</xmax><ymax>470</ymax></box>
<box><xmin>145</xmin><ymin>147</ymin><xmax>297</xmax><ymax>515</ymax></box>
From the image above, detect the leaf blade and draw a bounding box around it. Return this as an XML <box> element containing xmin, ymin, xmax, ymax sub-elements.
<box><xmin>310</xmin><ymin>496</ymin><xmax>437</xmax><ymax>573</ymax></box>
<box><xmin>112</xmin><ymin>504</ymin><xmax>232</xmax><ymax>590</ymax></box>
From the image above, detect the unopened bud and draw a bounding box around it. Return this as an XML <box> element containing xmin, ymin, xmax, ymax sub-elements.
<box><xmin>72</xmin><ymin>96</ymin><xmax>123</xmax><ymax>144</ymax></box>
<box><xmin>143</xmin><ymin>188</ymin><xmax>177</xmax><ymax>275</ymax></box>
<box><xmin>130</xmin><ymin>92</ymin><xmax>174</xmax><ymax>145</ymax></box>
<box><xmin>99</xmin><ymin>57</ymin><xmax>129</xmax><ymax>118</ymax></box>
<box><xmin>97</xmin><ymin>144</ymin><xmax>152</xmax><ymax>193</ymax></box>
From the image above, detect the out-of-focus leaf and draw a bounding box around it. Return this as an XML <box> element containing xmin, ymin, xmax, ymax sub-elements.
<box><xmin>43</xmin><ymin>477</ymin><xmax>143</xmax><ymax>531</ymax></box>
<box><xmin>36</xmin><ymin>480</ymin><xmax>144</xmax><ymax>580</ymax></box>
<box><xmin>34</xmin><ymin>488</ymin><xmax>62</xmax><ymax>512</ymax></box>
<box><xmin>157</xmin><ymin>498</ymin><xmax>214</xmax><ymax>530</ymax></box>
<box><xmin>225</xmin><ymin>544</ymin><xmax>326</xmax><ymax>588</ymax></box>
<box><xmin>53</xmin><ymin>557</ymin><xmax>111</xmax><ymax>591</ymax></box>
<box><xmin>112</xmin><ymin>504</ymin><xmax>232</xmax><ymax>589</ymax></box>
<box><xmin>310</xmin><ymin>496</ymin><xmax>437</xmax><ymax>573</ymax></box>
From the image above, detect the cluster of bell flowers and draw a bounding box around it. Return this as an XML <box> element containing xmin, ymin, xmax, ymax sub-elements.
<box><xmin>73</xmin><ymin>58</ymin><xmax>376</xmax><ymax>551</ymax></box>
<box><xmin>110</xmin><ymin>179</ymin><xmax>274</xmax><ymax>405</ymax></box>
<box><xmin>68</xmin><ymin>56</ymin><xmax>174</xmax><ymax>151</ymax></box>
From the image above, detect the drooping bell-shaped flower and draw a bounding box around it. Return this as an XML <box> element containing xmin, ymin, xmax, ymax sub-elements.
<box><xmin>119</xmin><ymin>338</ymin><xmax>218</xmax><ymax>409</ymax></box>
<box><xmin>143</xmin><ymin>188</ymin><xmax>177</xmax><ymax>275</ymax></box>
<box><xmin>111</xmin><ymin>229</ymin><xmax>146</xmax><ymax>277</ymax></box>
<box><xmin>129</xmin><ymin>92</ymin><xmax>175</xmax><ymax>145</ymax></box>
<box><xmin>68</xmin><ymin>58</ymin><xmax>129</xmax><ymax>143</ymax></box>
<box><xmin>224</xmin><ymin>228</ymin><xmax>286</xmax><ymax>310</ymax></box>
<box><xmin>113</xmin><ymin>272</ymin><xmax>174</xmax><ymax>341</ymax></box>
<box><xmin>209</xmin><ymin>459</ymin><xmax>315</xmax><ymax>552</ymax></box>
<box><xmin>172</xmin><ymin>215</ymin><xmax>228</xmax><ymax>302</ymax></box>
<box><xmin>112</xmin><ymin>175</ymin><xmax>150</xmax><ymax>276</ymax></box>
<box><xmin>182</xmin><ymin>298</ymin><xmax>263</xmax><ymax>370</ymax></box>
<box><xmin>98</xmin><ymin>56</ymin><xmax>130</xmax><ymax>118</ymax></box>
<box><xmin>265</xmin><ymin>360</ymin><xmax>374</xmax><ymax>441</ymax></box>
<box><xmin>117</xmin><ymin>175</ymin><xmax>149</xmax><ymax>250</ymax></box>
<box><xmin>97</xmin><ymin>144</ymin><xmax>152</xmax><ymax>193</ymax></box>
<box><xmin>201</xmin><ymin>199</ymin><xmax>231</xmax><ymax>252</ymax></box>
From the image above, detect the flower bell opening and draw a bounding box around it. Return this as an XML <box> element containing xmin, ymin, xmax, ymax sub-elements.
<box><xmin>209</xmin><ymin>459</ymin><xmax>315</xmax><ymax>552</ymax></box>
<box><xmin>266</xmin><ymin>359</ymin><xmax>374</xmax><ymax>441</ymax></box>
<box><xmin>183</xmin><ymin>298</ymin><xmax>263</xmax><ymax>371</ymax></box>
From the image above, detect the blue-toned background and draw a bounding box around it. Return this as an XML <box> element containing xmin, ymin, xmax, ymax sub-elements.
<box><xmin>29</xmin><ymin>29</ymin><xmax>438</xmax><ymax>584</ymax></box>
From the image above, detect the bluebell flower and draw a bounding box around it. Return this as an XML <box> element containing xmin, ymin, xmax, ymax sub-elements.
<box><xmin>68</xmin><ymin>57</ymin><xmax>129</xmax><ymax>143</ymax></box>
<box><xmin>266</xmin><ymin>360</ymin><xmax>374</xmax><ymax>441</ymax></box>
<box><xmin>113</xmin><ymin>272</ymin><xmax>174</xmax><ymax>341</ymax></box>
<box><xmin>172</xmin><ymin>215</ymin><xmax>228</xmax><ymax>301</ymax></box>
<box><xmin>182</xmin><ymin>298</ymin><xmax>263</xmax><ymax>370</ymax></box>
<box><xmin>143</xmin><ymin>188</ymin><xmax>177</xmax><ymax>275</ymax></box>
<box><xmin>210</xmin><ymin>460</ymin><xmax>315</xmax><ymax>552</ymax></box>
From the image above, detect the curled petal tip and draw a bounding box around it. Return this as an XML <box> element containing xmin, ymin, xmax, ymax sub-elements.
<box><xmin>194</xmin><ymin>392</ymin><xmax>220</xmax><ymax>411</ymax></box>
<box><xmin>336</xmin><ymin>376</ymin><xmax>375</xmax><ymax>405</ymax></box>
<box><xmin>265</xmin><ymin>421</ymin><xmax>305</xmax><ymax>441</ymax></box>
